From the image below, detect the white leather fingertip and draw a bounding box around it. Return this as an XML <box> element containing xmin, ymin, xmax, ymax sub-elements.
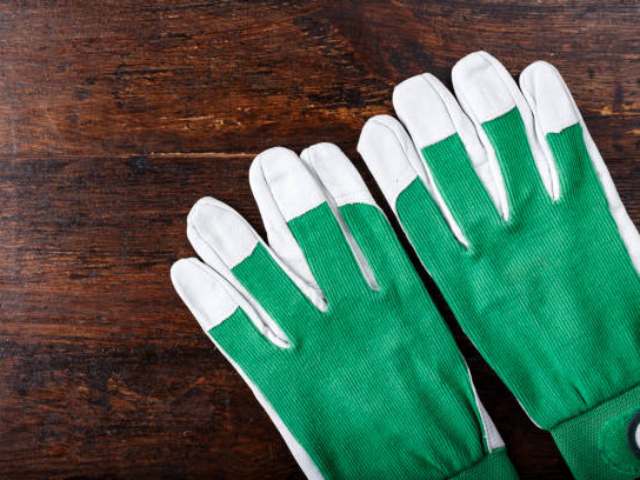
<box><xmin>393</xmin><ymin>74</ymin><xmax>459</xmax><ymax>148</ymax></box>
<box><xmin>171</xmin><ymin>258</ymin><xmax>240</xmax><ymax>331</ymax></box>
<box><xmin>253</xmin><ymin>147</ymin><xmax>325</xmax><ymax>222</ymax></box>
<box><xmin>395</xmin><ymin>72</ymin><xmax>507</xmax><ymax>219</ymax></box>
<box><xmin>520</xmin><ymin>61</ymin><xmax>580</xmax><ymax>135</ymax></box>
<box><xmin>187</xmin><ymin>197</ymin><xmax>259</xmax><ymax>269</ymax></box>
<box><xmin>300</xmin><ymin>142</ymin><xmax>376</xmax><ymax>208</ymax></box>
<box><xmin>452</xmin><ymin>52</ymin><xmax>516</xmax><ymax>123</ymax></box>
<box><xmin>358</xmin><ymin>115</ymin><xmax>421</xmax><ymax>212</ymax></box>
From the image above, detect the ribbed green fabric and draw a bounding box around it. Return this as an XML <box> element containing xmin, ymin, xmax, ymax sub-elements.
<box><xmin>395</xmin><ymin>106</ymin><xmax>640</xmax><ymax>478</ymax></box>
<box><xmin>551</xmin><ymin>384</ymin><xmax>640</xmax><ymax>479</ymax></box>
<box><xmin>209</xmin><ymin>202</ymin><xmax>518</xmax><ymax>479</ymax></box>
<box><xmin>451</xmin><ymin>448</ymin><xmax>517</xmax><ymax>480</ymax></box>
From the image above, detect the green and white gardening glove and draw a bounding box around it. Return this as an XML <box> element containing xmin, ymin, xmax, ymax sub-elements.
<box><xmin>171</xmin><ymin>145</ymin><xmax>519</xmax><ymax>479</ymax></box>
<box><xmin>358</xmin><ymin>51</ymin><xmax>640</xmax><ymax>479</ymax></box>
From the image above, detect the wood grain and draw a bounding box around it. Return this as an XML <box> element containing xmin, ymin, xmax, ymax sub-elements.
<box><xmin>0</xmin><ymin>1</ymin><xmax>637</xmax><ymax>478</ymax></box>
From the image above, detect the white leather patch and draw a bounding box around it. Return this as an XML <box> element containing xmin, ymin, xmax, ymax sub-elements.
<box><xmin>452</xmin><ymin>52</ymin><xmax>516</xmax><ymax>123</ymax></box>
<box><xmin>187</xmin><ymin>197</ymin><xmax>259</xmax><ymax>269</ymax></box>
<box><xmin>393</xmin><ymin>74</ymin><xmax>458</xmax><ymax>149</ymax></box>
<box><xmin>171</xmin><ymin>258</ymin><xmax>239</xmax><ymax>330</ymax></box>
<box><xmin>255</xmin><ymin>147</ymin><xmax>325</xmax><ymax>222</ymax></box>
<box><xmin>358</xmin><ymin>115</ymin><xmax>420</xmax><ymax>211</ymax></box>
<box><xmin>300</xmin><ymin>142</ymin><xmax>376</xmax><ymax>207</ymax></box>
<box><xmin>520</xmin><ymin>61</ymin><xmax>580</xmax><ymax>135</ymax></box>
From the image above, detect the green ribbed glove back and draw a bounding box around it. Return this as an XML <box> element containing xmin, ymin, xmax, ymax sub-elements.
<box><xmin>358</xmin><ymin>51</ymin><xmax>640</xmax><ymax>479</ymax></box>
<box><xmin>172</xmin><ymin>145</ymin><xmax>518</xmax><ymax>479</ymax></box>
<box><xmin>397</xmin><ymin>110</ymin><xmax>640</xmax><ymax>478</ymax></box>
<box><xmin>215</xmin><ymin>203</ymin><xmax>507</xmax><ymax>479</ymax></box>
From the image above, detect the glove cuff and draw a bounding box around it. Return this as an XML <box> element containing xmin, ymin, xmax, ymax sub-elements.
<box><xmin>451</xmin><ymin>448</ymin><xmax>518</xmax><ymax>480</ymax></box>
<box><xmin>550</xmin><ymin>382</ymin><xmax>640</xmax><ymax>479</ymax></box>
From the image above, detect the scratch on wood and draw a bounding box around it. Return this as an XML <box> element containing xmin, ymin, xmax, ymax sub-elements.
<box><xmin>148</xmin><ymin>152</ymin><xmax>257</xmax><ymax>158</ymax></box>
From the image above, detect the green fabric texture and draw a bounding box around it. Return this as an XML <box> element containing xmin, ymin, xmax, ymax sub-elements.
<box><xmin>208</xmin><ymin>202</ymin><xmax>516</xmax><ymax>479</ymax></box>
<box><xmin>551</xmin><ymin>384</ymin><xmax>640</xmax><ymax>479</ymax></box>
<box><xmin>451</xmin><ymin>448</ymin><xmax>517</xmax><ymax>480</ymax></box>
<box><xmin>395</xmin><ymin>106</ymin><xmax>640</xmax><ymax>477</ymax></box>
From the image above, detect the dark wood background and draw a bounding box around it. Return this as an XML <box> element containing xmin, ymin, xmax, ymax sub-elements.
<box><xmin>0</xmin><ymin>1</ymin><xmax>637</xmax><ymax>478</ymax></box>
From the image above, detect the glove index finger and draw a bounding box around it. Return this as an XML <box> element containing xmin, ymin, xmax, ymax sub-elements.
<box><xmin>171</xmin><ymin>257</ymin><xmax>283</xmax><ymax>356</ymax></box>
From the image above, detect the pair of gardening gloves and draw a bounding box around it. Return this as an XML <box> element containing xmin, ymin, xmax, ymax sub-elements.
<box><xmin>171</xmin><ymin>52</ymin><xmax>640</xmax><ymax>479</ymax></box>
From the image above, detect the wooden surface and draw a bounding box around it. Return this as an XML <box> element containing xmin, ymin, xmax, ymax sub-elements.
<box><xmin>0</xmin><ymin>1</ymin><xmax>638</xmax><ymax>478</ymax></box>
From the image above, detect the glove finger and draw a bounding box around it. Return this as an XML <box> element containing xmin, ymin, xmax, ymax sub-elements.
<box><xmin>452</xmin><ymin>51</ymin><xmax>557</xmax><ymax>220</ymax></box>
<box><xmin>172</xmin><ymin>257</ymin><xmax>324</xmax><ymax>479</ymax></box>
<box><xmin>249</xmin><ymin>148</ymin><xmax>322</xmax><ymax>298</ymax></box>
<box><xmin>358</xmin><ymin>115</ymin><xmax>464</xmax><ymax>273</ymax></box>
<box><xmin>394</xmin><ymin>72</ymin><xmax>507</xmax><ymax>217</ymax></box>
<box><xmin>393</xmin><ymin>73</ymin><xmax>503</xmax><ymax>245</ymax></box>
<box><xmin>519</xmin><ymin>60</ymin><xmax>588</xmax><ymax>197</ymax></box>
<box><xmin>171</xmin><ymin>257</ymin><xmax>285</xmax><ymax>354</ymax></box>
<box><xmin>171</xmin><ymin>258</ymin><xmax>240</xmax><ymax>333</ymax></box>
<box><xmin>250</xmin><ymin>147</ymin><xmax>373</xmax><ymax>303</ymax></box>
<box><xmin>301</xmin><ymin>142</ymin><xmax>416</xmax><ymax>291</ymax></box>
<box><xmin>519</xmin><ymin>60</ymin><xmax>640</xmax><ymax>271</ymax></box>
<box><xmin>187</xmin><ymin>197</ymin><xmax>321</xmax><ymax>344</ymax></box>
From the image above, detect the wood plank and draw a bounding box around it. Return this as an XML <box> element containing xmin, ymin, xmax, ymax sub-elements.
<box><xmin>0</xmin><ymin>1</ymin><xmax>637</xmax><ymax>478</ymax></box>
